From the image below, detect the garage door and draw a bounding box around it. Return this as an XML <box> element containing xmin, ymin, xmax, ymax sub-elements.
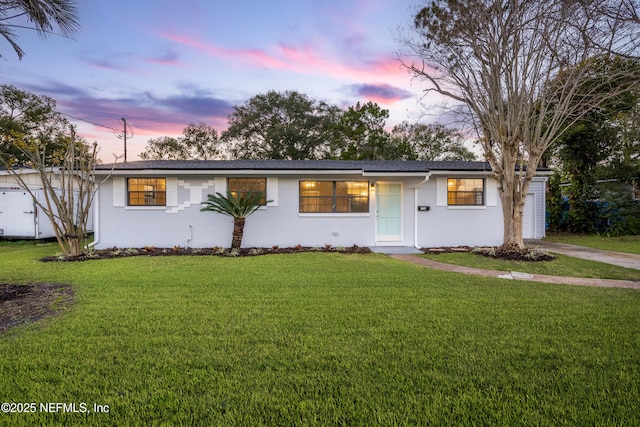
<box><xmin>522</xmin><ymin>193</ymin><xmax>536</xmax><ymax>239</ymax></box>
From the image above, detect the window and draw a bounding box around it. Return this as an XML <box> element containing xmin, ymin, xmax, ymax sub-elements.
<box><xmin>447</xmin><ymin>178</ymin><xmax>484</xmax><ymax>206</ymax></box>
<box><xmin>127</xmin><ymin>178</ymin><xmax>166</xmax><ymax>206</ymax></box>
<box><xmin>228</xmin><ymin>178</ymin><xmax>267</xmax><ymax>204</ymax></box>
<box><xmin>299</xmin><ymin>181</ymin><xmax>369</xmax><ymax>213</ymax></box>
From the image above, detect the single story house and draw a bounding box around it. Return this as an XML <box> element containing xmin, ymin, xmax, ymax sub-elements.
<box><xmin>92</xmin><ymin>160</ymin><xmax>549</xmax><ymax>250</ymax></box>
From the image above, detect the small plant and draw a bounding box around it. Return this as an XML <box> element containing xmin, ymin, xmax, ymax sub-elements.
<box><xmin>141</xmin><ymin>246</ymin><xmax>155</xmax><ymax>253</ymax></box>
<box><xmin>85</xmin><ymin>249</ymin><xmax>99</xmax><ymax>259</ymax></box>
<box><xmin>311</xmin><ymin>247</ymin><xmax>322</xmax><ymax>252</ymax></box>
<box><xmin>471</xmin><ymin>246</ymin><xmax>496</xmax><ymax>257</ymax></box>
<box><xmin>191</xmin><ymin>248</ymin><xmax>203</xmax><ymax>255</ymax></box>
<box><xmin>271</xmin><ymin>245</ymin><xmax>279</xmax><ymax>252</ymax></box>
<box><xmin>323</xmin><ymin>244</ymin><xmax>333</xmax><ymax>252</ymax></box>
<box><xmin>227</xmin><ymin>248</ymin><xmax>241</xmax><ymax>257</ymax></box>
<box><xmin>162</xmin><ymin>248</ymin><xmax>170</xmax><ymax>254</ymax></box>
<box><xmin>125</xmin><ymin>248</ymin><xmax>139</xmax><ymax>255</ymax></box>
<box><xmin>215</xmin><ymin>246</ymin><xmax>226</xmax><ymax>255</ymax></box>
<box><xmin>295</xmin><ymin>244</ymin><xmax>303</xmax><ymax>251</ymax></box>
<box><xmin>249</xmin><ymin>248</ymin><xmax>263</xmax><ymax>256</ymax></box>
<box><xmin>111</xmin><ymin>248</ymin><xmax>124</xmax><ymax>256</ymax></box>
<box><xmin>525</xmin><ymin>247</ymin><xmax>555</xmax><ymax>261</ymax></box>
<box><xmin>336</xmin><ymin>246</ymin><xmax>345</xmax><ymax>252</ymax></box>
<box><xmin>173</xmin><ymin>246</ymin><xmax>182</xmax><ymax>252</ymax></box>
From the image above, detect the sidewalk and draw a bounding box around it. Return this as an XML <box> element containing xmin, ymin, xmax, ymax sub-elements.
<box><xmin>390</xmin><ymin>254</ymin><xmax>640</xmax><ymax>290</ymax></box>
<box><xmin>525</xmin><ymin>239</ymin><xmax>640</xmax><ymax>270</ymax></box>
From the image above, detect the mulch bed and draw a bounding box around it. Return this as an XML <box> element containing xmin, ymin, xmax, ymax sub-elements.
<box><xmin>41</xmin><ymin>244</ymin><xmax>372</xmax><ymax>262</ymax></box>
<box><xmin>0</xmin><ymin>283</ymin><xmax>74</xmax><ymax>333</ymax></box>
<box><xmin>422</xmin><ymin>245</ymin><xmax>556</xmax><ymax>262</ymax></box>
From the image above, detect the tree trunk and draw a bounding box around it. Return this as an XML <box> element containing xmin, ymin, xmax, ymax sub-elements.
<box><xmin>493</xmin><ymin>144</ymin><xmax>531</xmax><ymax>250</ymax></box>
<box><xmin>500</xmin><ymin>191</ymin><xmax>526</xmax><ymax>249</ymax></box>
<box><xmin>68</xmin><ymin>237</ymin><xmax>82</xmax><ymax>257</ymax></box>
<box><xmin>231</xmin><ymin>217</ymin><xmax>246</xmax><ymax>249</ymax></box>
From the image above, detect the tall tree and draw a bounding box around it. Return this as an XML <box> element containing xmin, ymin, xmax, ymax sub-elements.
<box><xmin>330</xmin><ymin>101</ymin><xmax>393</xmax><ymax>160</ymax></box>
<box><xmin>139</xmin><ymin>122</ymin><xmax>223</xmax><ymax>160</ymax></box>
<box><xmin>390</xmin><ymin>121</ymin><xmax>476</xmax><ymax>161</ymax></box>
<box><xmin>605</xmin><ymin>102</ymin><xmax>640</xmax><ymax>183</ymax></box>
<box><xmin>402</xmin><ymin>0</ymin><xmax>640</xmax><ymax>248</ymax></box>
<box><xmin>223</xmin><ymin>90</ymin><xmax>339</xmax><ymax>160</ymax></box>
<box><xmin>0</xmin><ymin>84</ymin><xmax>68</xmax><ymax>165</ymax></box>
<box><xmin>0</xmin><ymin>0</ymin><xmax>79</xmax><ymax>59</ymax></box>
<box><xmin>558</xmin><ymin>114</ymin><xmax>620</xmax><ymax>232</ymax></box>
<box><xmin>554</xmin><ymin>65</ymin><xmax>640</xmax><ymax>233</ymax></box>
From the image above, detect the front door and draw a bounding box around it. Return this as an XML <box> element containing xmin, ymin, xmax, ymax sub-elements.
<box><xmin>376</xmin><ymin>183</ymin><xmax>402</xmax><ymax>242</ymax></box>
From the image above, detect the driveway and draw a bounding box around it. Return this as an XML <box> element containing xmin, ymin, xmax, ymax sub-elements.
<box><xmin>526</xmin><ymin>239</ymin><xmax>640</xmax><ymax>270</ymax></box>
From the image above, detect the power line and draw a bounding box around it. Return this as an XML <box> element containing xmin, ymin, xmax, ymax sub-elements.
<box><xmin>61</xmin><ymin>112</ymin><xmax>121</xmax><ymax>133</ymax></box>
<box><xmin>62</xmin><ymin>112</ymin><xmax>134</xmax><ymax>163</ymax></box>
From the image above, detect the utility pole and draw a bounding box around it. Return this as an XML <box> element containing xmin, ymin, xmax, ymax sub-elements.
<box><xmin>121</xmin><ymin>117</ymin><xmax>128</xmax><ymax>162</ymax></box>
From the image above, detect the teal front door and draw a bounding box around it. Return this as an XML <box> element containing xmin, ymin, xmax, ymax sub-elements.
<box><xmin>376</xmin><ymin>183</ymin><xmax>402</xmax><ymax>241</ymax></box>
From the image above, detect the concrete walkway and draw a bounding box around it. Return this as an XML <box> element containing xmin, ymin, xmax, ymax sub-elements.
<box><xmin>390</xmin><ymin>254</ymin><xmax>640</xmax><ymax>289</ymax></box>
<box><xmin>376</xmin><ymin>241</ymin><xmax>640</xmax><ymax>289</ymax></box>
<box><xmin>525</xmin><ymin>239</ymin><xmax>640</xmax><ymax>270</ymax></box>
<box><xmin>370</xmin><ymin>246</ymin><xmax>423</xmax><ymax>255</ymax></box>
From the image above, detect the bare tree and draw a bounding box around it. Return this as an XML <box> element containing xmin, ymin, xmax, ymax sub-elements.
<box><xmin>3</xmin><ymin>127</ymin><xmax>114</xmax><ymax>256</ymax></box>
<box><xmin>401</xmin><ymin>0</ymin><xmax>640</xmax><ymax>248</ymax></box>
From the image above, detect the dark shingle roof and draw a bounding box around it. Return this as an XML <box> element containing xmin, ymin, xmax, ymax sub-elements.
<box><xmin>96</xmin><ymin>159</ymin><xmax>494</xmax><ymax>173</ymax></box>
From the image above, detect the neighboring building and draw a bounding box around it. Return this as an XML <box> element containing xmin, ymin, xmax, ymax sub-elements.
<box><xmin>0</xmin><ymin>167</ymin><xmax>92</xmax><ymax>239</ymax></box>
<box><xmin>92</xmin><ymin>160</ymin><xmax>549</xmax><ymax>249</ymax></box>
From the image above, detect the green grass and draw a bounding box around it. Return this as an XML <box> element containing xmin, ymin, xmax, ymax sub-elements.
<box><xmin>544</xmin><ymin>233</ymin><xmax>640</xmax><ymax>255</ymax></box>
<box><xmin>1</xmin><ymin>242</ymin><xmax>640</xmax><ymax>426</ymax></box>
<box><xmin>421</xmin><ymin>252</ymin><xmax>640</xmax><ymax>281</ymax></box>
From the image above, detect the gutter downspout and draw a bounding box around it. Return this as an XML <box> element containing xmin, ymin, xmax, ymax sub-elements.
<box><xmin>87</xmin><ymin>187</ymin><xmax>100</xmax><ymax>249</ymax></box>
<box><xmin>414</xmin><ymin>174</ymin><xmax>431</xmax><ymax>250</ymax></box>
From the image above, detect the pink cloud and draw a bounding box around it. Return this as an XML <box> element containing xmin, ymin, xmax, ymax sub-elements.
<box><xmin>159</xmin><ymin>31</ymin><xmax>409</xmax><ymax>85</ymax></box>
<box><xmin>160</xmin><ymin>32</ymin><xmax>293</xmax><ymax>71</ymax></box>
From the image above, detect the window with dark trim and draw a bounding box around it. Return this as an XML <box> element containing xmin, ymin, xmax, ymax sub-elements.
<box><xmin>228</xmin><ymin>178</ymin><xmax>267</xmax><ymax>204</ymax></box>
<box><xmin>127</xmin><ymin>178</ymin><xmax>166</xmax><ymax>206</ymax></box>
<box><xmin>299</xmin><ymin>181</ymin><xmax>369</xmax><ymax>213</ymax></box>
<box><xmin>447</xmin><ymin>178</ymin><xmax>484</xmax><ymax>206</ymax></box>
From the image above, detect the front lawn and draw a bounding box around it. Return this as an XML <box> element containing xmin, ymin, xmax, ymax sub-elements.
<box><xmin>421</xmin><ymin>251</ymin><xmax>640</xmax><ymax>281</ymax></box>
<box><xmin>1</xmin><ymin>243</ymin><xmax>640</xmax><ymax>426</ymax></box>
<box><xmin>544</xmin><ymin>233</ymin><xmax>640</xmax><ymax>255</ymax></box>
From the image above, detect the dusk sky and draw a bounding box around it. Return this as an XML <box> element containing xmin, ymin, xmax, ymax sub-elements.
<box><xmin>2</xmin><ymin>0</ymin><xmax>435</xmax><ymax>161</ymax></box>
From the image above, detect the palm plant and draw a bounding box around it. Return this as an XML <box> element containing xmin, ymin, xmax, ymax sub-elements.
<box><xmin>201</xmin><ymin>191</ymin><xmax>272</xmax><ymax>249</ymax></box>
<box><xmin>1</xmin><ymin>0</ymin><xmax>79</xmax><ymax>59</ymax></box>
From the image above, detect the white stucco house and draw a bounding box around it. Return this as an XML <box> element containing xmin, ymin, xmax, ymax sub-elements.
<box><xmin>92</xmin><ymin>160</ymin><xmax>549</xmax><ymax>250</ymax></box>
